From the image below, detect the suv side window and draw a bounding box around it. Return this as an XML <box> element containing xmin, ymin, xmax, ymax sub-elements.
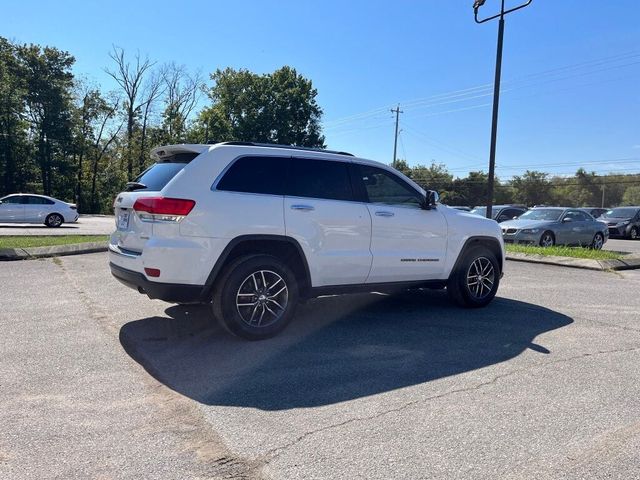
<box><xmin>287</xmin><ymin>158</ymin><xmax>354</xmax><ymax>201</ymax></box>
<box><xmin>217</xmin><ymin>156</ymin><xmax>289</xmax><ymax>195</ymax></box>
<box><xmin>356</xmin><ymin>164</ymin><xmax>423</xmax><ymax>208</ymax></box>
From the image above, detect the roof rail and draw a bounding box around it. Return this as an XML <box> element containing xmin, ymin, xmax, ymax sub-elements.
<box><xmin>216</xmin><ymin>141</ymin><xmax>354</xmax><ymax>157</ymax></box>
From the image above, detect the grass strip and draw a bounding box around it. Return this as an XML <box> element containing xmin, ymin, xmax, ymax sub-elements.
<box><xmin>0</xmin><ymin>235</ymin><xmax>109</xmax><ymax>249</ymax></box>
<box><xmin>506</xmin><ymin>243</ymin><xmax>624</xmax><ymax>260</ymax></box>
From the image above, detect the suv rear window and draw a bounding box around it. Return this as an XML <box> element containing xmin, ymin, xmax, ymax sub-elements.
<box><xmin>129</xmin><ymin>153</ymin><xmax>199</xmax><ymax>191</ymax></box>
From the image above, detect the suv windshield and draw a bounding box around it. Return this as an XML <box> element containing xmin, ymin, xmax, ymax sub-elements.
<box><xmin>519</xmin><ymin>208</ymin><xmax>563</xmax><ymax>221</ymax></box>
<box><xmin>602</xmin><ymin>207</ymin><xmax>638</xmax><ymax>219</ymax></box>
<box><xmin>129</xmin><ymin>153</ymin><xmax>199</xmax><ymax>191</ymax></box>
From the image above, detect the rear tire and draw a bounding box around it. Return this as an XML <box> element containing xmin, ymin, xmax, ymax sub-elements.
<box><xmin>45</xmin><ymin>213</ymin><xmax>63</xmax><ymax>228</ymax></box>
<box><xmin>212</xmin><ymin>254</ymin><xmax>299</xmax><ymax>340</ymax></box>
<box><xmin>447</xmin><ymin>246</ymin><xmax>500</xmax><ymax>308</ymax></box>
<box><xmin>591</xmin><ymin>232</ymin><xmax>604</xmax><ymax>250</ymax></box>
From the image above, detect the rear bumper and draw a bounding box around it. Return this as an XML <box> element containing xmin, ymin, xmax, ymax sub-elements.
<box><xmin>109</xmin><ymin>262</ymin><xmax>205</xmax><ymax>303</ymax></box>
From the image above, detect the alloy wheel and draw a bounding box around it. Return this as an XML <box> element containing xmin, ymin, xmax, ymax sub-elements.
<box><xmin>540</xmin><ymin>233</ymin><xmax>554</xmax><ymax>247</ymax></box>
<box><xmin>48</xmin><ymin>214</ymin><xmax>62</xmax><ymax>227</ymax></box>
<box><xmin>466</xmin><ymin>256</ymin><xmax>495</xmax><ymax>300</ymax></box>
<box><xmin>235</xmin><ymin>270</ymin><xmax>288</xmax><ymax>327</ymax></box>
<box><xmin>593</xmin><ymin>234</ymin><xmax>604</xmax><ymax>250</ymax></box>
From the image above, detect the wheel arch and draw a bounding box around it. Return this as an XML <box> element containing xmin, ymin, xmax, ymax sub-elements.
<box><xmin>203</xmin><ymin>235</ymin><xmax>312</xmax><ymax>299</ymax></box>
<box><xmin>449</xmin><ymin>236</ymin><xmax>503</xmax><ymax>281</ymax></box>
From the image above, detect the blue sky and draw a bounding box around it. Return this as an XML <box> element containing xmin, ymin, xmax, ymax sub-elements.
<box><xmin>4</xmin><ymin>0</ymin><xmax>640</xmax><ymax>179</ymax></box>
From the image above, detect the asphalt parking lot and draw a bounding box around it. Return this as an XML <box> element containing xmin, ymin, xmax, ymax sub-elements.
<box><xmin>0</xmin><ymin>215</ymin><xmax>114</xmax><ymax>236</ymax></box>
<box><xmin>604</xmin><ymin>238</ymin><xmax>640</xmax><ymax>255</ymax></box>
<box><xmin>1</xmin><ymin>253</ymin><xmax>639</xmax><ymax>479</ymax></box>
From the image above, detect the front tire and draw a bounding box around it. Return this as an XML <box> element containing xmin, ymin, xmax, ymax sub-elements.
<box><xmin>45</xmin><ymin>213</ymin><xmax>63</xmax><ymax>227</ymax></box>
<box><xmin>212</xmin><ymin>255</ymin><xmax>299</xmax><ymax>340</ymax></box>
<box><xmin>630</xmin><ymin>227</ymin><xmax>639</xmax><ymax>240</ymax></box>
<box><xmin>539</xmin><ymin>231</ymin><xmax>555</xmax><ymax>247</ymax></box>
<box><xmin>447</xmin><ymin>246</ymin><xmax>500</xmax><ymax>308</ymax></box>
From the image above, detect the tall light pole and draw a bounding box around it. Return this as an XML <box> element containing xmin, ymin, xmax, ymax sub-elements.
<box><xmin>474</xmin><ymin>0</ymin><xmax>533</xmax><ymax>219</ymax></box>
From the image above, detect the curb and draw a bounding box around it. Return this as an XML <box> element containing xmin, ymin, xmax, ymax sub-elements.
<box><xmin>0</xmin><ymin>242</ymin><xmax>108</xmax><ymax>261</ymax></box>
<box><xmin>506</xmin><ymin>252</ymin><xmax>640</xmax><ymax>271</ymax></box>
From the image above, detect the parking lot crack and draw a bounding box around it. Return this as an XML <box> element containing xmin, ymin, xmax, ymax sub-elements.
<box><xmin>263</xmin><ymin>345</ymin><xmax>640</xmax><ymax>464</ymax></box>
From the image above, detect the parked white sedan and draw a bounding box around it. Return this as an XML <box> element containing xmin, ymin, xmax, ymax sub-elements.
<box><xmin>0</xmin><ymin>194</ymin><xmax>79</xmax><ymax>227</ymax></box>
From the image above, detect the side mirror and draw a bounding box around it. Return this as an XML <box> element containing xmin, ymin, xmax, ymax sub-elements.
<box><xmin>423</xmin><ymin>190</ymin><xmax>439</xmax><ymax>210</ymax></box>
<box><xmin>562</xmin><ymin>217</ymin><xmax>573</xmax><ymax>223</ymax></box>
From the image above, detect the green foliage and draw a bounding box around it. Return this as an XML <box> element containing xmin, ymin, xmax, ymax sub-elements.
<box><xmin>198</xmin><ymin>66</ymin><xmax>325</xmax><ymax>147</ymax></box>
<box><xmin>622</xmin><ymin>185</ymin><xmax>640</xmax><ymax>205</ymax></box>
<box><xmin>510</xmin><ymin>171</ymin><xmax>550</xmax><ymax>206</ymax></box>
<box><xmin>0</xmin><ymin>235</ymin><xmax>108</xmax><ymax>249</ymax></box>
<box><xmin>505</xmin><ymin>244</ymin><xmax>623</xmax><ymax>260</ymax></box>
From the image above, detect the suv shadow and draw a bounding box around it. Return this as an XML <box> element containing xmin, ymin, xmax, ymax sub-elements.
<box><xmin>120</xmin><ymin>290</ymin><xmax>572</xmax><ymax>410</ymax></box>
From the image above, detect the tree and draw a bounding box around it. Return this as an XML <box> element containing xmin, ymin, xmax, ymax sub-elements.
<box><xmin>20</xmin><ymin>43</ymin><xmax>75</xmax><ymax>196</ymax></box>
<box><xmin>622</xmin><ymin>185</ymin><xmax>640</xmax><ymax>205</ymax></box>
<box><xmin>0</xmin><ymin>37</ymin><xmax>30</xmax><ymax>196</ymax></box>
<box><xmin>510</xmin><ymin>170</ymin><xmax>550</xmax><ymax>206</ymax></box>
<box><xmin>160</xmin><ymin>63</ymin><xmax>203</xmax><ymax>144</ymax></box>
<box><xmin>199</xmin><ymin>66</ymin><xmax>325</xmax><ymax>147</ymax></box>
<box><xmin>105</xmin><ymin>46</ymin><xmax>155</xmax><ymax>179</ymax></box>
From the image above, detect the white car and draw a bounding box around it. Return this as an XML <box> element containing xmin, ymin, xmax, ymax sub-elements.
<box><xmin>109</xmin><ymin>142</ymin><xmax>505</xmax><ymax>340</ymax></box>
<box><xmin>0</xmin><ymin>194</ymin><xmax>78</xmax><ymax>227</ymax></box>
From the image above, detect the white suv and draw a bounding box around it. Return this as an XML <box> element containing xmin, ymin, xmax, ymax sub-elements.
<box><xmin>109</xmin><ymin>142</ymin><xmax>504</xmax><ymax>340</ymax></box>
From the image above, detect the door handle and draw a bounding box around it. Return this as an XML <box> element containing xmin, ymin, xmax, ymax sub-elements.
<box><xmin>290</xmin><ymin>204</ymin><xmax>315</xmax><ymax>211</ymax></box>
<box><xmin>375</xmin><ymin>211</ymin><xmax>395</xmax><ymax>217</ymax></box>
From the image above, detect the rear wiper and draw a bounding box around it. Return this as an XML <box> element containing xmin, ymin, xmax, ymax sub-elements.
<box><xmin>125</xmin><ymin>181</ymin><xmax>147</xmax><ymax>191</ymax></box>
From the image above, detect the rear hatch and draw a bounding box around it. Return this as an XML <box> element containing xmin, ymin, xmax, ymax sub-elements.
<box><xmin>113</xmin><ymin>149</ymin><xmax>204</xmax><ymax>253</ymax></box>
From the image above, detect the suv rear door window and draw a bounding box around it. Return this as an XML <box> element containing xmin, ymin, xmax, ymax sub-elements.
<box><xmin>216</xmin><ymin>156</ymin><xmax>289</xmax><ymax>195</ymax></box>
<box><xmin>287</xmin><ymin>158</ymin><xmax>354</xmax><ymax>201</ymax></box>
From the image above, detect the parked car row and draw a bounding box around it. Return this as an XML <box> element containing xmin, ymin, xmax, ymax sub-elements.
<box><xmin>449</xmin><ymin>203</ymin><xmax>640</xmax><ymax>248</ymax></box>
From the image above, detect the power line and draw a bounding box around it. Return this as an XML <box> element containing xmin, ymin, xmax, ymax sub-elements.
<box><xmin>323</xmin><ymin>50</ymin><xmax>640</xmax><ymax>131</ymax></box>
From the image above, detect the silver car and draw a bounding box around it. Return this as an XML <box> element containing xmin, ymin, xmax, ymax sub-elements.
<box><xmin>499</xmin><ymin>207</ymin><xmax>609</xmax><ymax>249</ymax></box>
<box><xmin>0</xmin><ymin>194</ymin><xmax>78</xmax><ymax>227</ymax></box>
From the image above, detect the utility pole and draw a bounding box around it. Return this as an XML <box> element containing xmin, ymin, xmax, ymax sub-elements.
<box><xmin>473</xmin><ymin>0</ymin><xmax>533</xmax><ymax>219</ymax></box>
<box><xmin>601</xmin><ymin>182</ymin><xmax>606</xmax><ymax>208</ymax></box>
<box><xmin>391</xmin><ymin>104</ymin><xmax>403</xmax><ymax>168</ymax></box>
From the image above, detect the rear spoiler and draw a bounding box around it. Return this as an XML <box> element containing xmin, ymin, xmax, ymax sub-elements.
<box><xmin>150</xmin><ymin>144</ymin><xmax>210</xmax><ymax>161</ymax></box>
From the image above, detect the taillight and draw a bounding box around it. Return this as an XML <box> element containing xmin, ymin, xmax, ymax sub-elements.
<box><xmin>133</xmin><ymin>197</ymin><xmax>195</xmax><ymax>222</ymax></box>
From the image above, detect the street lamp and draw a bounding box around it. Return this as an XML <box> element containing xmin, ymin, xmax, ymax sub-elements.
<box><xmin>474</xmin><ymin>0</ymin><xmax>533</xmax><ymax>220</ymax></box>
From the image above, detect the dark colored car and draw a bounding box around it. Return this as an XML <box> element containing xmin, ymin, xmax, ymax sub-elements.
<box><xmin>579</xmin><ymin>207</ymin><xmax>608</xmax><ymax>219</ymax></box>
<box><xmin>599</xmin><ymin>207</ymin><xmax>640</xmax><ymax>239</ymax></box>
<box><xmin>470</xmin><ymin>205</ymin><xmax>527</xmax><ymax>223</ymax></box>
